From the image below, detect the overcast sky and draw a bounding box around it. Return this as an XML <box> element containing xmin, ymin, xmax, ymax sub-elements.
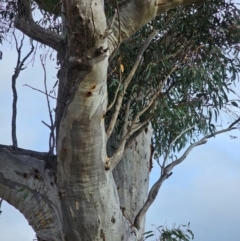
<box><xmin>0</xmin><ymin>32</ymin><xmax>240</xmax><ymax>241</ymax></box>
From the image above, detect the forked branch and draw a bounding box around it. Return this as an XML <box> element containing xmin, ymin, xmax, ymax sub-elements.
<box><xmin>106</xmin><ymin>29</ymin><xmax>158</xmax><ymax>139</ymax></box>
<box><xmin>12</xmin><ymin>32</ymin><xmax>34</xmax><ymax>147</ymax></box>
<box><xmin>133</xmin><ymin>118</ymin><xmax>240</xmax><ymax>229</ymax></box>
<box><xmin>15</xmin><ymin>0</ymin><xmax>64</xmax><ymax>51</ymax></box>
<box><xmin>105</xmin><ymin>113</ymin><xmax>154</xmax><ymax>170</ymax></box>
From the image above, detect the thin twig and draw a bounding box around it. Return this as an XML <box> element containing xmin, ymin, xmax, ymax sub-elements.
<box><xmin>40</xmin><ymin>55</ymin><xmax>55</xmax><ymax>155</ymax></box>
<box><xmin>107</xmin><ymin>72</ymin><xmax>122</xmax><ymax>111</ymax></box>
<box><xmin>42</xmin><ymin>120</ymin><xmax>51</xmax><ymax>129</ymax></box>
<box><xmin>161</xmin><ymin>126</ymin><xmax>195</xmax><ymax>171</ymax></box>
<box><xmin>229</xmin><ymin>117</ymin><xmax>240</xmax><ymax>128</ymax></box>
<box><xmin>24</xmin><ymin>84</ymin><xmax>58</xmax><ymax>100</ymax></box>
<box><xmin>0</xmin><ymin>198</ymin><xmax>3</xmax><ymax>215</ymax></box>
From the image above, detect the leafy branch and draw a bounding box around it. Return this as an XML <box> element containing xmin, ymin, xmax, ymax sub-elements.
<box><xmin>106</xmin><ymin>29</ymin><xmax>159</xmax><ymax>139</ymax></box>
<box><xmin>106</xmin><ymin>40</ymin><xmax>203</xmax><ymax>171</ymax></box>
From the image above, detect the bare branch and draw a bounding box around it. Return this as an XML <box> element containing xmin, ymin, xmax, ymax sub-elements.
<box><xmin>42</xmin><ymin>120</ymin><xmax>51</xmax><ymax>129</ymax></box>
<box><xmin>163</xmin><ymin>126</ymin><xmax>239</xmax><ymax>175</ymax></box>
<box><xmin>106</xmin><ymin>29</ymin><xmax>158</xmax><ymax>139</ymax></box>
<box><xmin>24</xmin><ymin>84</ymin><xmax>58</xmax><ymax>100</ymax></box>
<box><xmin>133</xmin><ymin>118</ymin><xmax>240</xmax><ymax>230</ymax></box>
<box><xmin>162</xmin><ymin>126</ymin><xmax>195</xmax><ymax>170</ymax></box>
<box><xmin>229</xmin><ymin>117</ymin><xmax>240</xmax><ymax>128</ymax></box>
<box><xmin>107</xmin><ymin>71</ymin><xmax>122</xmax><ymax>112</ymax></box>
<box><xmin>11</xmin><ymin>32</ymin><xmax>34</xmax><ymax>147</ymax></box>
<box><xmin>15</xmin><ymin>0</ymin><xmax>64</xmax><ymax>51</ymax></box>
<box><xmin>133</xmin><ymin>174</ymin><xmax>168</xmax><ymax>230</ymax></box>
<box><xmin>105</xmin><ymin>114</ymin><xmax>154</xmax><ymax>170</ymax></box>
<box><xmin>0</xmin><ymin>198</ymin><xmax>3</xmax><ymax>215</ymax></box>
<box><xmin>40</xmin><ymin>55</ymin><xmax>55</xmax><ymax>155</ymax></box>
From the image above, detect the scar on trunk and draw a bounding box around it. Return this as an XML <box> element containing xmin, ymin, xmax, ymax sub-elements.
<box><xmin>100</xmin><ymin>229</ymin><xmax>106</xmax><ymax>241</ymax></box>
<box><xmin>149</xmin><ymin>139</ymin><xmax>154</xmax><ymax>172</ymax></box>
<box><xmin>155</xmin><ymin>0</ymin><xmax>173</xmax><ymax>6</ymax></box>
<box><xmin>87</xmin><ymin>84</ymin><xmax>97</xmax><ymax>96</ymax></box>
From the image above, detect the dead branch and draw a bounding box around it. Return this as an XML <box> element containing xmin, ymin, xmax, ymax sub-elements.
<box><xmin>11</xmin><ymin>32</ymin><xmax>34</xmax><ymax>147</ymax></box>
<box><xmin>40</xmin><ymin>55</ymin><xmax>55</xmax><ymax>155</ymax></box>
<box><xmin>24</xmin><ymin>84</ymin><xmax>58</xmax><ymax>100</ymax></box>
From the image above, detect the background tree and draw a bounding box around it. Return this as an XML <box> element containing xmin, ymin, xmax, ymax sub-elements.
<box><xmin>0</xmin><ymin>0</ymin><xmax>240</xmax><ymax>241</ymax></box>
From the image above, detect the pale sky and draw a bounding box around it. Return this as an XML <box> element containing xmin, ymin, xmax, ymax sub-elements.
<box><xmin>0</xmin><ymin>33</ymin><xmax>240</xmax><ymax>241</ymax></box>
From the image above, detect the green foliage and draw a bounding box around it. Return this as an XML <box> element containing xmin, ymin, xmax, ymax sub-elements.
<box><xmin>107</xmin><ymin>0</ymin><xmax>240</xmax><ymax>158</ymax></box>
<box><xmin>144</xmin><ymin>223</ymin><xmax>194</xmax><ymax>241</ymax></box>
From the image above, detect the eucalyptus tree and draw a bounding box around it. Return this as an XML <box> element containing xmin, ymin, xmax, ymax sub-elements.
<box><xmin>0</xmin><ymin>0</ymin><xmax>240</xmax><ymax>241</ymax></box>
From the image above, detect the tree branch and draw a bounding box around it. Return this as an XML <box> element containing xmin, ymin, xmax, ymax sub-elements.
<box><xmin>107</xmin><ymin>0</ymin><xmax>206</xmax><ymax>54</ymax></box>
<box><xmin>40</xmin><ymin>55</ymin><xmax>55</xmax><ymax>155</ymax></box>
<box><xmin>161</xmin><ymin>126</ymin><xmax>195</xmax><ymax>170</ymax></box>
<box><xmin>106</xmin><ymin>29</ymin><xmax>158</xmax><ymax>139</ymax></box>
<box><xmin>107</xmin><ymin>76</ymin><xmax>122</xmax><ymax>112</ymax></box>
<box><xmin>0</xmin><ymin>144</ymin><xmax>52</xmax><ymax>161</ymax></box>
<box><xmin>24</xmin><ymin>84</ymin><xmax>58</xmax><ymax>100</ymax></box>
<box><xmin>11</xmin><ymin>33</ymin><xmax>34</xmax><ymax>147</ymax></box>
<box><xmin>105</xmin><ymin>114</ymin><xmax>154</xmax><ymax>170</ymax></box>
<box><xmin>133</xmin><ymin>118</ymin><xmax>240</xmax><ymax>230</ymax></box>
<box><xmin>0</xmin><ymin>147</ymin><xmax>62</xmax><ymax>240</ymax></box>
<box><xmin>132</xmin><ymin>66</ymin><xmax>178</xmax><ymax>126</ymax></box>
<box><xmin>15</xmin><ymin>0</ymin><xmax>64</xmax><ymax>51</ymax></box>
